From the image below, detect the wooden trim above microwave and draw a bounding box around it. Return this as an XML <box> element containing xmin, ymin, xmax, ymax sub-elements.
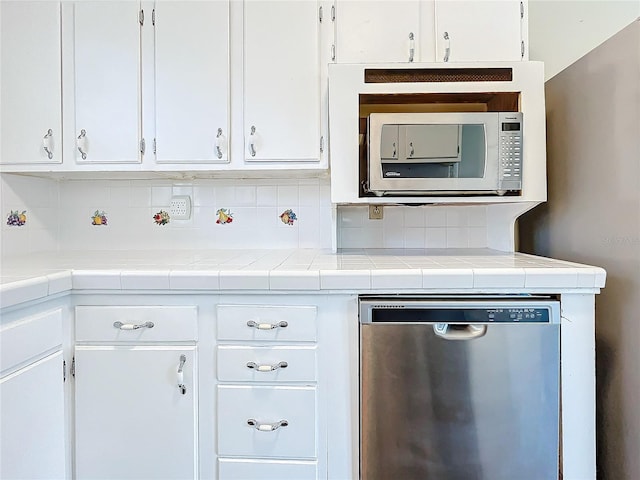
<box><xmin>358</xmin><ymin>92</ymin><xmax>521</xmax><ymax>119</ymax></box>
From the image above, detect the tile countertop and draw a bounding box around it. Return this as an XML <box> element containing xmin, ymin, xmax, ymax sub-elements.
<box><xmin>0</xmin><ymin>249</ymin><xmax>606</xmax><ymax>309</ymax></box>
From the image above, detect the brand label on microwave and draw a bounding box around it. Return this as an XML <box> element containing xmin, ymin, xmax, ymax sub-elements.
<box><xmin>384</xmin><ymin>171</ymin><xmax>402</xmax><ymax>177</ymax></box>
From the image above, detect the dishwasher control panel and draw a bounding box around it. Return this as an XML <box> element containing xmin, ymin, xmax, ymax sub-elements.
<box><xmin>360</xmin><ymin>298</ymin><xmax>561</xmax><ymax>324</ymax></box>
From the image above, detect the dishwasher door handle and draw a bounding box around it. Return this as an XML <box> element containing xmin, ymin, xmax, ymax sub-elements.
<box><xmin>433</xmin><ymin>323</ymin><xmax>487</xmax><ymax>340</ymax></box>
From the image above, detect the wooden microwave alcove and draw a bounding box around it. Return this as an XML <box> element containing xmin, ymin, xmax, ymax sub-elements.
<box><xmin>358</xmin><ymin>91</ymin><xmax>522</xmax><ymax>197</ymax></box>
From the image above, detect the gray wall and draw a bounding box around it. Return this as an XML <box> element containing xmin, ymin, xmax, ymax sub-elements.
<box><xmin>519</xmin><ymin>20</ymin><xmax>640</xmax><ymax>479</ymax></box>
<box><xmin>528</xmin><ymin>0</ymin><xmax>640</xmax><ymax>80</ymax></box>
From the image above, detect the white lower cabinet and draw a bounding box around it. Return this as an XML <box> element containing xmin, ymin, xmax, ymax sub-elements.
<box><xmin>74</xmin><ymin>305</ymin><xmax>198</xmax><ymax>479</ymax></box>
<box><xmin>216</xmin><ymin>303</ymin><xmax>320</xmax><ymax>480</ymax></box>
<box><xmin>0</xmin><ymin>307</ymin><xmax>66</xmax><ymax>480</ymax></box>
<box><xmin>1</xmin><ymin>352</ymin><xmax>66</xmax><ymax>479</ymax></box>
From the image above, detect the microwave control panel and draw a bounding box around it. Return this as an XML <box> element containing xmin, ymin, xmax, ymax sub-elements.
<box><xmin>498</xmin><ymin>112</ymin><xmax>523</xmax><ymax>192</ymax></box>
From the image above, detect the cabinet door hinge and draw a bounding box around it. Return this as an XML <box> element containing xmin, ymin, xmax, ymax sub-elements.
<box><xmin>153</xmin><ymin>138</ymin><xmax>157</xmax><ymax>155</ymax></box>
<box><xmin>520</xmin><ymin>1</ymin><xmax>524</xmax><ymax>19</ymax></box>
<box><xmin>320</xmin><ymin>136</ymin><xmax>324</xmax><ymax>153</ymax></box>
<box><xmin>140</xmin><ymin>138</ymin><xmax>146</xmax><ymax>155</ymax></box>
<box><xmin>521</xmin><ymin>40</ymin><xmax>525</xmax><ymax>59</ymax></box>
<box><xmin>152</xmin><ymin>8</ymin><xmax>156</xmax><ymax>26</ymax></box>
<box><xmin>71</xmin><ymin>356</ymin><xmax>76</xmax><ymax>378</ymax></box>
<box><xmin>139</xmin><ymin>9</ymin><xmax>144</xmax><ymax>26</ymax></box>
<box><xmin>63</xmin><ymin>359</ymin><xmax>66</xmax><ymax>382</ymax></box>
<box><xmin>319</xmin><ymin>5</ymin><xmax>323</xmax><ymax>23</ymax></box>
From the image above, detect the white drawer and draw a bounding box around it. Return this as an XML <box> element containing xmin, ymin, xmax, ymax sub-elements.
<box><xmin>75</xmin><ymin>306</ymin><xmax>197</xmax><ymax>342</ymax></box>
<box><xmin>217</xmin><ymin>345</ymin><xmax>317</xmax><ymax>383</ymax></box>
<box><xmin>217</xmin><ymin>385</ymin><xmax>316</xmax><ymax>459</ymax></box>
<box><xmin>217</xmin><ymin>305</ymin><xmax>317</xmax><ymax>342</ymax></box>
<box><xmin>218</xmin><ymin>458</ymin><xmax>317</xmax><ymax>480</ymax></box>
<box><xmin>0</xmin><ymin>308</ymin><xmax>63</xmax><ymax>374</ymax></box>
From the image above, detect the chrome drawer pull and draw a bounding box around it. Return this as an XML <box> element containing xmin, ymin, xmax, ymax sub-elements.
<box><xmin>247</xmin><ymin>419</ymin><xmax>289</xmax><ymax>432</ymax></box>
<box><xmin>113</xmin><ymin>321</ymin><xmax>154</xmax><ymax>330</ymax></box>
<box><xmin>246</xmin><ymin>361</ymin><xmax>288</xmax><ymax>372</ymax></box>
<box><xmin>246</xmin><ymin>320</ymin><xmax>288</xmax><ymax>330</ymax></box>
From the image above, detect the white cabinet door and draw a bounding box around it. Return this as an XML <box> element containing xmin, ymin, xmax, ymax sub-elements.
<box><xmin>73</xmin><ymin>1</ymin><xmax>142</xmax><ymax>164</ymax></box>
<box><xmin>0</xmin><ymin>1</ymin><xmax>62</xmax><ymax>165</ymax></box>
<box><xmin>154</xmin><ymin>1</ymin><xmax>229</xmax><ymax>164</ymax></box>
<box><xmin>434</xmin><ymin>0</ymin><xmax>523</xmax><ymax>62</ymax></box>
<box><xmin>243</xmin><ymin>0</ymin><xmax>321</xmax><ymax>162</ymax></box>
<box><xmin>335</xmin><ymin>0</ymin><xmax>421</xmax><ymax>63</ymax></box>
<box><xmin>74</xmin><ymin>346</ymin><xmax>197</xmax><ymax>479</ymax></box>
<box><xmin>0</xmin><ymin>351</ymin><xmax>66</xmax><ymax>480</ymax></box>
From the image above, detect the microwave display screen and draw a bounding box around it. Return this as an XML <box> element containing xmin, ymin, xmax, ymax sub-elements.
<box><xmin>502</xmin><ymin>122</ymin><xmax>521</xmax><ymax>131</ymax></box>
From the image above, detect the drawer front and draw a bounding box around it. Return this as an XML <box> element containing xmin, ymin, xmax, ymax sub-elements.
<box><xmin>217</xmin><ymin>346</ymin><xmax>317</xmax><ymax>383</ymax></box>
<box><xmin>217</xmin><ymin>385</ymin><xmax>316</xmax><ymax>459</ymax></box>
<box><xmin>217</xmin><ymin>305</ymin><xmax>317</xmax><ymax>342</ymax></box>
<box><xmin>75</xmin><ymin>306</ymin><xmax>198</xmax><ymax>342</ymax></box>
<box><xmin>218</xmin><ymin>458</ymin><xmax>317</xmax><ymax>480</ymax></box>
<box><xmin>0</xmin><ymin>308</ymin><xmax>62</xmax><ymax>374</ymax></box>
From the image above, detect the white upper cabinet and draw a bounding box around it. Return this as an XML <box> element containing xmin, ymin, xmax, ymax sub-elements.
<box><xmin>335</xmin><ymin>0</ymin><xmax>422</xmax><ymax>63</ymax></box>
<box><xmin>154</xmin><ymin>1</ymin><xmax>229</xmax><ymax>164</ymax></box>
<box><xmin>335</xmin><ymin>0</ymin><xmax>525</xmax><ymax>63</ymax></box>
<box><xmin>434</xmin><ymin>0</ymin><xmax>525</xmax><ymax>62</ymax></box>
<box><xmin>73</xmin><ymin>1</ymin><xmax>142</xmax><ymax>164</ymax></box>
<box><xmin>243</xmin><ymin>0</ymin><xmax>322</xmax><ymax>163</ymax></box>
<box><xmin>0</xmin><ymin>1</ymin><xmax>62</xmax><ymax>165</ymax></box>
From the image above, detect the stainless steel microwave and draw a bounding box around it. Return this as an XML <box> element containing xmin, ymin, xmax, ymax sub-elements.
<box><xmin>366</xmin><ymin>112</ymin><xmax>523</xmax><ymax>196</ymax></box>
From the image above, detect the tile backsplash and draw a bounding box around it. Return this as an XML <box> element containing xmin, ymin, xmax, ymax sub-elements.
<box><xmin>1</xmin><ymin>173</ymin><xmax>492</xmax><ymax>258</ymax></box>
<box><xmin>55</xmin><ymin>177</ymin><xmax>333</xmax><ymax>252</ymax></box>
<box><xmin>337</xmin><ymin>205</ymin><xmax>488</xmax><ymax>249</ymax></box>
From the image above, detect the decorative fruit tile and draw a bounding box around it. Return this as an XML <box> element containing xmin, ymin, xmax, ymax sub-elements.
<box><xmin>279</xmin><ymin>209</ymin><xmax>297</xmax><ymax>226</ymax></box>
<box><xmin>6</xmin><ymin>210</ymin><xmax>27</xmax><ymax>227</ymax></box>
<box><xmin>216</xmin><ymin>208</ymin><xmax>233</xmax><ymax>224</ymax></box>
<box><xmin>153</xmin><ymin>210</ymin><xmax>170</xmax><ymax>226</ymax></box>
<box><xmin>91</xmin><ymin>210</ymin><xmax>108</xmax><ymax>226</ymax></box>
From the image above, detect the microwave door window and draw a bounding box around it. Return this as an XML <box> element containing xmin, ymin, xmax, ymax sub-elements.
<box><xmin>380</xmin><ymin>124</ymin><xmax>487</xmax><ymax>180</ymax></box>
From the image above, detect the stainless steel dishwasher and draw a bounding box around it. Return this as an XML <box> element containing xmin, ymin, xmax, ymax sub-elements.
<box><xmin>359</xmin><ymin>296</ymin><xmax>561</xmax><ymax>480</ymax></box>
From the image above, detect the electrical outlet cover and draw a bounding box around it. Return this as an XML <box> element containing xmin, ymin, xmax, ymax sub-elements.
<box><xmin>170</xmin><ymin>195</ymin><xmax>192</xmax><ymax>220</ymax></box>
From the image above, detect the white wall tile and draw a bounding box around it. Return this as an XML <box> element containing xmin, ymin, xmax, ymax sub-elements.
<box><xmin>404</xmin><ymin>207</ymin><xmax>426</xmax><ymax>227</ymax></box>
<box><xmin>277</xmin><ymin>185</ymin><xmax>299</xmax><ymax>205</ymax></box>
<box><xmin>468</xmin><ymin>206</ymin><xmax>488</xmax><ymax>227</ymax></box>
<box><xmin>404</xmin><ymin>228</ymin><xmax>426</xmax><ymax>248</ymax></box>
<box><xmin>193</xmin><ymin>184</ymin><xmax>216</xmax><ymax>207</ymax></box>
<box><xmin>446</xmin><ymin>208</ymin><xmax>468</xmax><ymax>227</ymax></box>
<box><xmin>446</xmin><ymin>227</ymin><xmax>469</xmax><ymax>248</ymax></box>
<box><xmin>425</xmin><ymin>228</ymin><xmax>447</xmax><ymax>248</ymax></box>
<box><xmin>151</xmin><ymin>186</ymin><xmax>172</xmax><ymax>207</ymax></box>
<box><xmin>425</xmin><ymin>207</ymin><xmax>448</xmax><ymax>227</ymax></box>
<box><xmin>256</xmin><ymin>186</ymin><xmax>278</xmax><ymax>206</ymax></box>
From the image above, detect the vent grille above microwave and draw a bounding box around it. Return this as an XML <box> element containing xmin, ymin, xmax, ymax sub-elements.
<box><xmin>364</xmin><ymin>68</ymin><xmax>513</xmax><ymax>84</ymax></box>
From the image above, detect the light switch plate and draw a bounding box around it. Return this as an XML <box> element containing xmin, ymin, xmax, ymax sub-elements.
<box><xmin>170</xmin><ymin>195</ymin><xmax>192</xmax><ymax>220</ymax></box>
